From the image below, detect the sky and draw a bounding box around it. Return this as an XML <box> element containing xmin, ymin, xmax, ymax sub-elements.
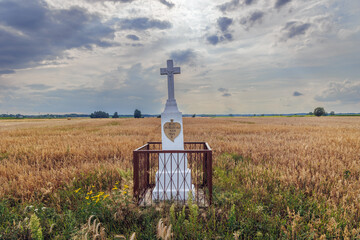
<box><xmin>0</xmin><ymin>0</ymin><xmax>359</xmax><ymax>115</ymax></box>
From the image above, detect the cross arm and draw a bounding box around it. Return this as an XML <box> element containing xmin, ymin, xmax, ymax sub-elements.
<box><xmin>160</xmin><ymin>68</ymin><xmax>168</xmax><ymax>75</ymax></box>
<box><xmin>173</xmin><ymin>67</ymin><xmax>180</xmax><ymax>74</ymax></box>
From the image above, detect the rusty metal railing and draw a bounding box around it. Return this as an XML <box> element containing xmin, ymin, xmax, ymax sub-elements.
<box><xmin>133</xmin><ymin>142</ymin><xmax>212</xmax><ymax>206</ymax></box>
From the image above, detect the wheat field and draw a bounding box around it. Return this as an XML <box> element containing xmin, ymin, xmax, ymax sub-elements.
<box><xmin>1</xmin><ymin>117</ymin><xmax>360</xmax><ymax>221</ymax></box>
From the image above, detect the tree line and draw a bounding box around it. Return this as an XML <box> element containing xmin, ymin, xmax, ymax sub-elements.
<box><xmin>90</xmin><ymin>109</ymin><xmax>142</xmax><ymax>118</ymax></box>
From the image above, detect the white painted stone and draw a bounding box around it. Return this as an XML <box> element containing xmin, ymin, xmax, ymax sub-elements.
<box><xmin>153</xmin><ymin>60</ymin><xmax>194</xmax><ymax>201</ymax></box>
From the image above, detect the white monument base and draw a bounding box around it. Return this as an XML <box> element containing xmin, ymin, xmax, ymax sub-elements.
<box><xmin>152</xmin><ymin>169</ymin><xmax>195</xmax><ymax>201</ymax></box>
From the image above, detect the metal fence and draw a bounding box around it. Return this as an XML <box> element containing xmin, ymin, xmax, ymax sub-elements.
<box><xmin>133</xmin><ymin>142</ymin><xmax>212</xmax><ymax>206</ymax></box>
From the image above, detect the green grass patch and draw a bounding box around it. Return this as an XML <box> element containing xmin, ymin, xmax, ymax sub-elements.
<box><xmin>1</xmin><ymin>154</ymin><xmax>358</xmax><ymax>239</ymax></box>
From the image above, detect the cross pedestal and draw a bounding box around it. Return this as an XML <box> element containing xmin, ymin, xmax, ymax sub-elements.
<box><xmin>152</xmin><ymin>60</ymin><xmax>194</xmax><ymax>201</ymax></box>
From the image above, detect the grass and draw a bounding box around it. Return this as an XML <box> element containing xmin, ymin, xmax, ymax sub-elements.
<box><xmin>1</xmin><ymin>117</ymin><xmax>360</xmax><ymax>238</ymax></box>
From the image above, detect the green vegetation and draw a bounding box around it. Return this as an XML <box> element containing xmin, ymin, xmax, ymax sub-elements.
<box><xmin>90</xmin><ymin>111</ymin><xmax>110</xmax><ymax>118</ymax></box>
<box><xmin>1</xmin><ymin>153</ymin><xmax>355</xmax><ymax>239</ymax></box>
<box><xmin>134</xmin><ymin>109</ymin><xmax>142</xmax><ymax>118</ymax></box>
<box><xmin>112</xmin><ymin>112</ymin><xmax>119</xmax><ymax>118</ymax></box>
<box><xmin>314</xmin><ymin>107</ymin><xmax>326</xmax><ymax>117</ymax></box>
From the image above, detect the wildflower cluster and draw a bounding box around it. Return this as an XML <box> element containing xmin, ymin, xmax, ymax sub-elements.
<box><xmin>74</xmin><ymin>186</ymin><xmax>110</xmax><ymax>205</ymax></box>
<box><xmin>112</xmin><ymin>182</ymin><xmax>130</xmax><ymax>205</ymax></box>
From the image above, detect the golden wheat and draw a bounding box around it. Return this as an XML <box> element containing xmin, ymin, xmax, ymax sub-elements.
<box><xmin>1</xmin><ymin>117</ymin><xmax>360</xmax><ymax>221</ymax></box>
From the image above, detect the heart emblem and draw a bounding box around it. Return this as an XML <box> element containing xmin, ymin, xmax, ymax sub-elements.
<box><xmin>163</xmin><ymin>119</ymin><xmax>181</xmax><ymax>142</ymax></box>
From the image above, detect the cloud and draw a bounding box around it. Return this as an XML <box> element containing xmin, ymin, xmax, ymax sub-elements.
<box><xmin>244</xmin><ymin>0</ymin><xmax>256</xmax><ymax>5</ymax></box>
<box><xmin>283</xmin><ymin>21</ymin><xmax>311</xmax><ymax>39</ymax></box>
<box><xmin>293</xmin><ymin>91</ymin><xmax>303</xmax><ymax>96</ymax></box>
<box><xmin>159</xmin><ymin>0</ymin><xmax>175</xmax><ymax>8</ymax></box>
<box><xmin>207</xmin><ymin>33</ymin><xmax>233</xmax><ymax>45</ymax></box>
<box><xmin>217</xmin><ymin>17</ymin><xmax>233</xmax><ymax>32</ymax></box>
<box><xmin>218</xmin><ymin>88</ymin><xmax>231</xmax><ymax>97</ymax></box>
<box><xmin>86</xmin><ymin>0</ymin><xmax>134</xmax><ymax>2</ymax></box>
<box><xmin>315</xmin><ymin>80</ymin><xmax>360</xmax><ymax>103</ymax></box>
<box><xmin>126</xmin><ymin>34</ymin><xmax>140</xmax><ymax>41</ymax></box>
<box><xmin>274</xmin><ymin>0</ymin><xmax>292</xmax><ymax>9</ymax></box>
<box><xmin>26</xmin><ymin>84</ymin><xmax>52</xmax><ymax>90</ymax></box>
<box><xmin>241</xmin><ymin>11</ymin><xmax>265</xmax><ymax>27</ymax></box>
<box><xmin>119</xmin><ymin>17</ymin><xmax>172</xmax><ymax>30</ymax></box>
<box><xmin>170</xmin><ymin>49</ymin><xmax>197</xmax><ymax>65</ymax></box>
<box><xmin>0</xmin><ymin>70</ymin><xmax>15</xmax><ymax>75</ymax></box>
<box><xmin>1</xmin><ymin>63</ymin><xmax>163</xmax><ymax>114</ymax></box>
<box><xmin>207</xmin><ymin>35</ymin><xmax>219</xmax><ymax>45</ymax></box>
<box><xmin>0</xmin><ymin>0</ymin><xmax>116</xmax><ymax>72</ymax></box>
<box><xmin>223</xmin><ymin>33</ymin><xmax>233</xmax><ymax>41</ymax></box>
<box><xmin>218</xmin><ymin>0</ymin><xmax>240</xmax><ymax>13</ymax></box>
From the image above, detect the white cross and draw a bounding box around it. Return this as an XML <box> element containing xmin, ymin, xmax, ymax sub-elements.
<box><xmin>160</xmin><ymin>60</ymin><xmax>180</xmax><ymax>100</ymax></box>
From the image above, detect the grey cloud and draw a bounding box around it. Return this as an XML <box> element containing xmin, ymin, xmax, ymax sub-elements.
<box><xmin>244</xmin><ymin>0</ymin><xmax>256</xmax><ymax>5</ymax></box>
<box><xmin>0</xmin><ymin>70</ymin><xmax>15</xmax><ymax>75</ymax></box>
<box><xmin>293</xmin><ymin>91</ymin><xmax>303</xmax><ymax>96</ymax></box>
<box><xmin>26</xmin><ymin>84</ymin><xmax>52</xmax><ymax>90</ymax></box>
<box><xmin>207</xmin><ymin>33</ymin><xmax>233</xmax><ymax>45</ymax></box>
<box><xmin>170</xmin><ymin>49</ymin><xmax>197</xmax><ymax>65</ymax></box>
<box><xmin>0</xmin><ymin>0</ymin><xmax>115</xmax><ymax>72</ymax></box>
<box><xmin>207</xmin><ymin>35</ymin><xmax>219</xmax><ymax>45</ymax></box>
<box><xmin>119</xmin><ymin>17</ymin><xmax>172</xmax><ymax>30</ymax></box>
<box><xmin>159</xmin><ymin>0</ymin><xmax>175</xmax><ymax>8</ymax></box>
<box><xmin>1</xmin><ymin>63</ymin><xmax>163</xmax><ymax>114</ymax></box>
<box><xmin>126</xmin><ymin>34</ymin><xmax>140</xmax><ymax>41</ymax></box>
<box><xmin>249</xmin><ymin>11</ymin><xmax>264</xmax><ymax>23</ymax></box>
<box><xmin>86</xmin><ymin>0</ymin><xmax>134</xmax><ymax>2</ymax></box>
<box><xmin>217</xmin><ymin>17</ymin><xmax>233</xmax><ymax>32</ymax></box>
<box><xmin>218</xmin><ymin>0</ymin><xmax>255</xmax><ymax>12</ymax></box>
<box><xmin>315</xmin><ymin>80</ymin><xmax>360</xmax><ymax>103</ymax></box>
<box><xmin>218</xmin><ymin>88</ymin><xmax>231</xmax><ymax>97</ymax></box>
<box><xmin>130</xmin><ymin>43</ymin><xmax>143</xmax><ymax>47</ymax></box>
<box><xmin>283</xmin><ymin>21</ymin><xmax>311</xmax><ymax>39</ymax></box>
<box><xmin>223</xmin><ymin>33</ymin><xmax>233</xmax><ymax>41</ymax></box>
<box><xmin>275</xmin><ymin>0</ymin><xmax>292</xmax><ymax>9</ymax></box>
<box><xmin>241</xmin><ymin>11</ymin><xmax>265</xmax><ymax>27</ymax></box>
<box><xmin>218</xmin><ymin>0</ymin><xmax>239</xmax><ymax>12</ymax></box>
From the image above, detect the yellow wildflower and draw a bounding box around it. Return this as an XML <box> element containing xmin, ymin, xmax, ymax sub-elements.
<box><xmin>112</xmin><ymin>186</ymin><xmax>118</xmax><ymax>190</ymax></box>
<box><xmin>87</xmin><ymin>190</ymin><xmax>93</xmax><ymax>195</ymax></box>
<box><xmin>92</xmin><ymin>185</ymin><xmax>95</xmax><ymax>188</ymax></box>
<box><xmin>103</xmin><ymin>194</ymin><xmax>109</xmax><ymax>200</ymax></box>
<box><xmin>74</xmin><ymin>188</ymin><xmax>81</xmax><ymax>193</ymax></box>
<box><xmin>123</xmin><ymin>191</ymin><xmax>127</xmax><ymax>195</ymax></box>
<box><xmin>96</xmin><ymin>198</ymin><xmax>100</xmax><ymax>203</ymax></box>
<box><xmin>85</xmin><ymin>196</ymin><xmax>89</xmax><ymax>200</ymax></box>
<box><xmin>98</xmin><ymin>192</ymin><xmax>104</xmax><ymax>196</ymax></box>
<box><xmin>124</xmin><ymin>185</ymin><xmax>129</xmax><ymax>189</ymax></box>
<box><xmin>115</xmin><ymin>181</ymin><xmax>119</xmax><ymax>185</ymax></box>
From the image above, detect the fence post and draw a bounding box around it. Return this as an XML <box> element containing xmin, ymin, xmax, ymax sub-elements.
<box><xmin>146</xmin><ymin>144</ymin><xmax>150</xmax><ymax>187</ymax></box>
<box><xmin>207</xmin><ymin>150</ymin><xmax>213</xmax><ymax>205</ymax></box>
<box><xmin>133</xmin><ymin>151</ymin><xmax>139</xmax><ymax>202</ymax></box>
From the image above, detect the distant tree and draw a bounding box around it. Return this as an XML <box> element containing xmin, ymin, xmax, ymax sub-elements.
<box><xmin>314</xmin><ymin>107</ymin><xmax>326</xmax><ymax>117</ymax></box>
<box><xmin>308</xmin><ymin>112</ymin><xmax>313</xmax><ymax>115</ymax></box>
<box><xmin>134</xmin><ymin>109</ymin><xmax>142</xmax><ymax>118</ymax></box>
<box><xmin>113</xmin><ymin>112</ymin><xmax>119</xmax><ymax>118</ymax></box>
<box><xmin>192</xmin><ymin>114</ymin><xmax>196</xmax><ymax>118</ymax></box>
<box><xmin>157</xmin><ymin>115</ymin><xmax>161</xmax><ymax>118</ymax></box>
<box><xmin>330</xmin><ymin>111</ymin><xmax>335</xmax><ymax>116</ymax></box>
<box><xmin>90</xmin><ymin>111</ymin><xmax>109</xmax><ymax>118</ymax></box>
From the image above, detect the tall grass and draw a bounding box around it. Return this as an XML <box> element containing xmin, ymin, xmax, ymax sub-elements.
<box><xmin>1</xmin><ymin>117</ymin><xmax>360</xmax><ymax>238</ymax></box>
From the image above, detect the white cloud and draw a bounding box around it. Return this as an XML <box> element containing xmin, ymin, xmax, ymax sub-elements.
<box><xmin>315</xmin><ymin>80</ymin><xmax>360</xmax><ymax>103</ymax></box>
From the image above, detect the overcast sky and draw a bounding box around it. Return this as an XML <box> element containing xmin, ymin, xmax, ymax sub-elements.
<box><xmin>0</xmin><ymin>0</ymin><xmax>359</xmax><ymax>114</ymax></box>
